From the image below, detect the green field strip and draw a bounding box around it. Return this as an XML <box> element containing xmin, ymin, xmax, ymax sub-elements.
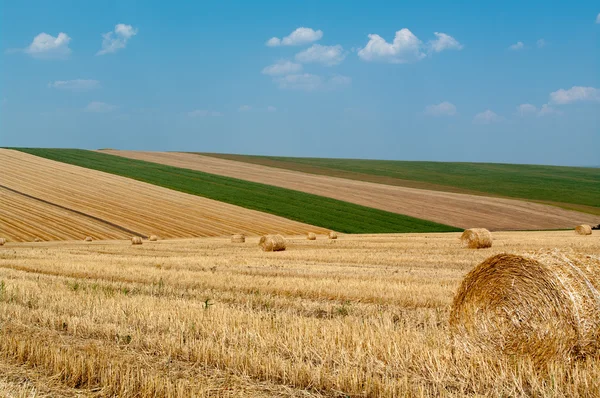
<box><xmin>12</xmin><ymin>148</ymin><xmax>461</xmax><ymax>234</ymax></box>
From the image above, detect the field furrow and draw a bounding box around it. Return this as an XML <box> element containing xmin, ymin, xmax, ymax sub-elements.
<box><xmin>102</xmin><ymin>150</ymin><xmax>600</xmax><ymax>230</ymax></box>
<box><xmin>0</xmin><ymin>149</ymin><xmax>326</xmax><ymax>242</ymax></box>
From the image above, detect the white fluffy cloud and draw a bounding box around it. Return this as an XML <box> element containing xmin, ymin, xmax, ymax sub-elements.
<box><xmin>188</xmin><ymin>109</ymin><xmax>222</xmax><ymax>117</ymax></box>
<box><xmin>516</xmin><ymin>103</ymin><xmax>537</xmax><ymax>116</ymax></box>
<box><xmin>473</xmin><ymin>110</ymin><xmax>502</xmax><ymax>124</ymax></box>
<box><xmin>266</xmin><ymin>27</ymin><xmax>323</xmax><ymax>47</ymax></box>
<box><xmin>48</xmin><ymin>79</ymin><xmax>100</xmax><ymax>91</ymax></box>
<box><xmin>509</xmin><ymin>41</ymin><xmax>524</xmax><ymax>51</ymax></box>
<box><xmin>596</xmin><ymin>13</ymin><xmax>600</xmax><ymax>23</ymax></box>
<box><xmin>97</xmin><ymin>24</ymin><xmax>138</xmax><ymax>55</ymax></box>
<box><xmin>428</xmin><ymin>32</ymin><xmax>463</xmax><ymax>53</ymax></box>
<box><xmin>24</xmin><ymin>32</ymin><xmax>72</xmax><ymax>59</ymax></box>
<box><xmin>358</xmin><ymin>29</ymin><xmax>425</xmax><ymax>63</ymax></box>
<box><xmin>274</xmin><ymin>73</ymin><xmax>350</xmax><ymax>91</ymax></box>
<box><xmin>85</xmin><ymin>101</ymin><xmax>115</xmax><ymax>113</ymax></box>
<box><xmin>537</xmin><ymin>104</ymin><xmax>561</xmax><ymax>116</ymax></box>
<box><xmin>261</xmin><ymin>60</ymin><xmax>303</xmax><ymax>76</ymax></box>
<box><xmin>550</xmin><ymin>86</ymin><xmax>600</xmax><ymax>104</ymax></box>
<box><xmin>424</xmin><ymin>102</ymin><xmax>457</xmax><ymax>116</ymax></box>
<box><xmin>295</xmin><ymin>44</ymin><xmax>346</xmax><ymax>66</ymax></box>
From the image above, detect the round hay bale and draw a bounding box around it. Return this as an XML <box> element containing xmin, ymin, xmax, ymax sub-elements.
<box><xmin>131</xmin><ymin>236</ymin><xmax>143</xmax><ymax>245</ymax></box>
<box><xmin>231</xmin><ymin>234</ymin><xmax>245</xmax><ymax>243</ymax></box>
<box><xmin>33</xmin><ymin>237</ymin><xmax>42</xmax><ymax>242</ymax></box>
<box><xmin>0</xmin><ymin>238</ymin><xmax>6</xmax><ymax>246</ymax></box>
<box><xmin>450</xmin><ymin>249</ymin><xmax>600</xmax><ymax>363</ymax></box>
<box><xmin>258</xmin><ymin>235</ymin><xmax>286</xmax><ymax>252</ymax></box>
<box><xmin>148</xmin><ymin>235</ymin><xmax>159</xmax><ymax>242</ymax></box>
<box><xmin>307</xmin><ymin>232</ymin><xmax>316</xmax><ymax>241</ymax></box>
<box><xmin>460</xmin><ymin>228</ymin><xmax>492</xmax><ymax>249</ymax></box>
<box><xmin>328</xmin><ymin>231</ymin><xmax>338</xmax><ymax>240</ymax></box>
<box><xmin>84</xmin><ymin>236</ymin><xmax>93</xmax><ymax>242</ymax></box>
<box><xmin>575</xmin><ymin>225</ymin><xmax>592</xmax><ymax>236</ymax></box>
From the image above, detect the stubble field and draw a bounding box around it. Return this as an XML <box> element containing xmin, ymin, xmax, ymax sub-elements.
<box><xmin>1</xmin><ymin>231</ymin><xmax>598</xmax><ymax>397</ymax></box>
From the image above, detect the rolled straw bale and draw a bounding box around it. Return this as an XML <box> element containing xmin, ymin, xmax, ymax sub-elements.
<box><xmin>84</xmin><ymin>236</ymin><xmax>93</xmax><ymax>242</ymax></box>
<box><xmin>575</xmin><ymin>225</ymin><xmax>592</xmax><ymax>236</ymax></box>
<box><xmin>328</xmin><ymin>231</ymin><xmax>338</xmax><ymax>240</ymax></box>
<box><xmin>450</xmin><ymin>249</ymin><xmax>600</xmax><ymax>363</ymax></box>
<box><xmin>258</xmin><ymin>235</ymin><xmax>286</xmax><ymax>252</ymax></box>
<box><xmin>33</xmin><ymin>238</ymin><xmax>42</xmax><ymax>242</ymax></box>
<box><xmin>131</xmin><ymin>236</ymin><xmax>143</xmax><ymax>245</ymax></box>
<box><xmin>231</xmin><ymin>234</ymin><xmax>245</xmax><ymax>243</ymax></box>
<box><xmin>0</xmin><ymin>238</ymin><xmax>6</xmax><ymax>246</ymax></box>
<box><xmin>460</xmin><ymin>228</ymin><xmax>492</xmax><ymax>249</ymax></box>
<box><xmin>149</xmin><ymin>235</ymin><xmax>159</xmax><ymax>242</ymax></box>
<box><xmin>307</xmin><ymin>232</ymin><xmax>316</xmax><ymax>240</ymax></box>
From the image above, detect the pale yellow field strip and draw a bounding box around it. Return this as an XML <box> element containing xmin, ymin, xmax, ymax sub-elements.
<box><xmin>0</xmin><ymin>231</ymin><xmax>598</xmax><ymax>396</ymax></box>
<box><xmin>0</xmin><ymin>149</ymin><xmax>327</xmax><ymax>242</ymax></box>
<box><xmin>102</xmin><ymin>150</ymin><xmax>600</xmax><ymax>230</ymax></box>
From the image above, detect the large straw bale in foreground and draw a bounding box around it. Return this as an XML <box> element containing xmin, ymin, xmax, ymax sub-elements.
<box><xmin>450</xmin><ymin>249</ymin><xmax>600</xmax><ymax>363</ymax></box>
<box><xmin>258</xmin><ymin>235</ymin><xmax>286</xmax><ymax>252</ymax></box>
<box><xmin>231</xmin><ymin>234</ymin><xmax>245</xmax><ymax>243</ymax></box>
<box><xmin>131</xmin><ymin>236</ymin><xmax>143</xmax><ymax>245</ymax></box>
<box><xmin>307</xmin><ymin>232</ymin><xmax>316</xmax><ymax>240</ymax></box>
<box><xmin>575</xmin><ymin>225</ymin><xmax>592</xmax><ymax>236</ymax></box>
<box><xmin>460</xmin><ymin>228</ymin><xmax>492</xmax><ymax>249</ymax></box>
<box><xmin>0</xmin><ymin>238</ymin><xmax>6</xmax><ymax>246</ymax></box>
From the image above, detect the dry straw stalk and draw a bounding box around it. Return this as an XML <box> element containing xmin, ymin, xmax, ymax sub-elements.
<box><xmin>575</xmin><ymin>225</ymin><xmax>592</xmax><ymax>236</ymax></box>
<box><xmin>460</xmin><ymin>228</ymin><xmax>492</xmax><ymax>249</ymax></box>
<box><xmin>231</xmin><ymin>234</ymin><xmax>245</xmax><ymax>243</ymax></box>
<box><xmin>450</xmin><ymin>249</ymin><xmax>600</xmax><ymax>364</ymax></box>
<box><xmin>131</xmin><ymin>236</ymin><xmax>143</xmax><ymax>245</ymax></box>
<box><xmin>307</xmin><ymin>232</ymin><xmax>316</xmax><ymax>240</ymax></box>
<box><xmin>258</xmin><ymin>235</ymin><xmax>286</xmax><ymax>252</ymax></box>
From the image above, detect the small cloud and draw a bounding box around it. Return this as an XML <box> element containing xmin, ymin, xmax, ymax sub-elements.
<box><xmin>358</xmin><ymin>29</ymin><xmax>425</xmax><ymax>63</ymax></box>
<box><xmin>537</xmin><ymin>104</ymin><xmax>561</xmax><ymax>117</ymax></box>
<box><xmin>295</xmin><ymin>44</ymin><xmax>346</xmax><ymax>66</ymax></box>
<box><xmin>85</xmin><ymin>101</ymin><xmax>116</xmax><ymax>113</ymax></box>
<box><xmin>428</xmin><ymin>32</ymin><xmax>463</xmax><ymax>53</ymax></box>
<box><xmin>424</xmin><ymin>101</ymin><xmax>457</xmax><ymax>116</ymax></box>
<box><xmin>97</xmin><ymin>24</ymin><xmax>138</xmax><ymax>55</ymax></box>
<box><xmin>596</xmin><ymin>13</ymin><xmax>600</xmax><ymax>23</ymax></box>
<box><xmin>274</xmin><ymin>74</ymin><xmax>350</xmax><ymax>91</ymax></box>
<box><xmin>261</xmin><ymin>60</ymin><xmax>303</xmax><ymax>76</ymax></box>
<box><xmin>473</xmin><ymin>109</ymin><xmax>502</xmax><ymax>124</ymax></box>
<box><xmin>188</xmin><ymin>109</ymin><xmax>222</xmax><ymax>117</ymax></box>
<box><xmin>267</xmin><ymin>106</ymin><xmax>277</xmax><ymax>112</ymax></box>
<box><xmin>550</xmin><ymin>86</ymin><xmax>600</xmax><ymax>104</ymax></box>
<box><xmin>266</xmin><ymin>27</ymin><xmax>323</xmax><ymax>47</ymax></box>
<box><xmin>509</xmin><ymin>41</ymin><xmax>525</xmax><ymax>51</ymax></box>
<box><xmin>238</xmin><ymin>105</ymin><xmax>252</xmax><ymax>112</ymax></box>
<box><xmin>24</xmin><ymin>32</ymin><xmax>72</xmax><ymax>59</ymax></box>
<box><xmin>536</xmin><ymin>39</ymin><xmax>546</xmax><ymax>48</ymax></box>
<box><xmin>516</xmin><ymin>103</ymin><xmax>537</xmax><ymax>116</ymax></box>
<box><xmin>48</xmin><ymin>79</ymin><xmax>100</xmax><ymax>91</ymax></box>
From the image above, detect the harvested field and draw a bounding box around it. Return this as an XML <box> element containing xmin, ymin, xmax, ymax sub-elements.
<box><xmin>101</xmin><ymin>150</ymin><xmax>600</xmax><ymax>230</ymax></box>
<box><xmin>0</xmin><ymin>149</ymin><xmax>326</xmax><ymax>242</ymax></box>
<box><xmin>0</xmin><ymin>231</ymin><xmax>599</xmax><ymax>396</ymax></box>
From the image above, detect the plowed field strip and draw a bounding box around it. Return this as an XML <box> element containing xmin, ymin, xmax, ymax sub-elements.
<box><xmin>0</xmin><ymin>149</ymin><xmax>326</xmax><ymax>242</ymax></box>
<box><xmin>101</xmin><ymin>150</ymin><xmax>600</xmax><ymax>230</ymax></box>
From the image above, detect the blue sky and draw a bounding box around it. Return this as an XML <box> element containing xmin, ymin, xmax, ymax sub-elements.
<box><xmin>1</xmin><ymin>1</ymin><xmax>599</xmax><ymax>166</ymax></box>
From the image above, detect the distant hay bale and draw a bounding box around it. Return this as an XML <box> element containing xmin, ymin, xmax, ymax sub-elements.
<box><xmin>148</xmin><ymin>235</ymin><xmax>159</xmax><ymax>241</ymax></box>
<box><xmin>307</xmin><ymin>232</ymin><xmax>316</xmax><ymax>240</ymax></box>
<box><xmin>575</xmin><ymin>225</ymin><xmax>592</xmax><ymax>235</ymax></box>
<box><xmin>33</xmin><ymin>238</ymin><xmax>42</xmax><ymax>242</ymax></box>
<box><xmin>258</xmin><ymin>235</ymin><xmax>286</xmax><ymax>252</ymax></box>
<box><xmin>231</xmin><ymin>234</ymin><xmax>245</xmax><ymax>243</ymax></box>
<box><xmin>460</xmin><ymin>228</ymin><xmax>492</xmax><ymax>249</ymax></box>
<box><xmin>0</xmin><ymin>238</ymin><xmax>6</xmax><ymax>246</ymax></box>
<box><xmin>328</xmin><ymin>231</ymin><xmax>338</xmax><ymax>240</ymax></box>
<box><xmin>450</xmin><ymin>249</ymin><xmax>600</xmax><ymax>364</ymax></box>
<box><xmin>84</xmin><ymin>236</ymin><xmax>93</xmax><ymax>242</ymax></box>
<box><xmin>131</xmin><ymin>236</ymin><xmax>143</xmax><ymax>245</ymax></box>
